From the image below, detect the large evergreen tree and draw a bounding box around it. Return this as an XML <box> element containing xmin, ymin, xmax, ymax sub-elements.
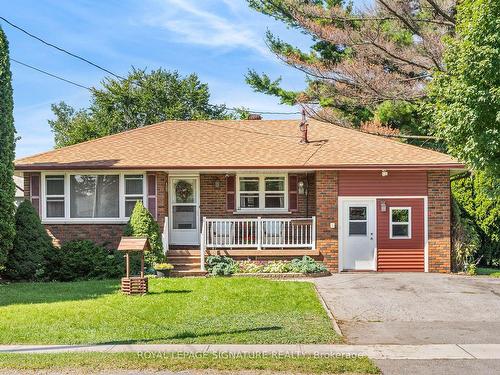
<box><xmin>0</xmin><ymin>26</ymin><xmax>16</xmax><ymax>271</ymax></box>
<box><xmin>246</xmin><ymin>0</ymin><xmax>456</xmax><ymax>133</ymax></box>
<box><xmin>50</xmin><ymin>68</ymin><xmax>232</xmax><ymax>148</ymax></box>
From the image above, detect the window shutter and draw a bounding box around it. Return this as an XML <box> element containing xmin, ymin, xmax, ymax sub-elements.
<box><xmin>147</xmin><ymin>173</ymin><xmax>157</xmax><ymax>220</ymax></box>
<box><xmin>288</xmin><ymin>174</ymin><xmax>298</xmax><ymax>212</ymax></box>
<box><xmin>30</xmin><ymin>173</ymin><xmax>41</xmax><ymax>216</ymax></box>
<box><xmin>226</xmin><ymin>175</ymin><xmax>236</xmax><ymax>211</ymax></box>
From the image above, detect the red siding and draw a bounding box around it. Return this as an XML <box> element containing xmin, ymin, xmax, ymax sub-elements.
<box><xmin>338</xmin><ymin>171</ymin><xmax>427</xmax><ymax>196</ymax></box>
<box><xmin>377</xmin><ymin>198</ymin><xmax>425</xmax><ymax>272</ymax></box>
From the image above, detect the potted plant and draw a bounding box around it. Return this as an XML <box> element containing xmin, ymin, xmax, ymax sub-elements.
<box><xmin>154</xmin><ymin>263</ymin><xmax>174</xmax><ymax>277</ymax></box>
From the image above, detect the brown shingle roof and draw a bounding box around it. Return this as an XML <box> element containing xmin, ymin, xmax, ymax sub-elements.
<box><xmin>14</xmin><ymin>119</ymin><xmax>463</xmax><ymax>170</ymax></box>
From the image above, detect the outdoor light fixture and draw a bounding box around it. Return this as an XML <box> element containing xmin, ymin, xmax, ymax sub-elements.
<box><xmin>298</xmin><ymin>180</ymin><xmax>305</xmax><ymax>194</ymax></box>
<box><xmin>214</xmin><ymin>179</ymin><xmax>221</xmax><ymax>188</ymax></box>
<box><xmin>380</xmin><ymin>200</ymin><xmax>387</xmax><ymax>212</ymax></box>
<box><xmin>381</xmin><ymin>169</ymin><xmax>389</xmax><ymax>177</ymax></box>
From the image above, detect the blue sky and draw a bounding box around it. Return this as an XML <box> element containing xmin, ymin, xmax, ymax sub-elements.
<box><xmin>2</xmin><ymin>0</ymin><xmax>368</xmax><ymax>158</ymax></box>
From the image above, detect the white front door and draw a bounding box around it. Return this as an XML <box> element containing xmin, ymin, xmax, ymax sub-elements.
<box><xmin>342</xmin><ymin>199</ymin><xmax>376</xmax><ymax>270</ymax></box>
<box><xmin>169</xmin><ymin>177</ymin><xmax>199</xmax><ymax>245</ymax></box>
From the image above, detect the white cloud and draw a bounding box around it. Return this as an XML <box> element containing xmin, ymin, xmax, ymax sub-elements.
<box><xmin>142</xmin><ymin>0</ymin><xmax>270</xmax><ymax>57</ymax></box>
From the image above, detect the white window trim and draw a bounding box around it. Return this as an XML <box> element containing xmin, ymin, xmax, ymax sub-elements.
<box><xmin>389</xmin><ymin>206</ymin><xmax>412</xmax><ymax>239</ymax></box>
<box><xmin>41</xmin><ymin>171</ymin><xmax>147</xmax><ymax>224</ymax></box>
<box><xmin>348</xmin><ymin>205</ymin><xmax>368</xmax><ymax>237</ymax></box>
<box><xmin>124</xmin><ymin>174</ymin><xmax>147</xmax><ymax>219</ymax></box>
<box><xmin>235</xmin><ymin>173</ymin><xmax>288</xmax><ymax>213</ymax></box>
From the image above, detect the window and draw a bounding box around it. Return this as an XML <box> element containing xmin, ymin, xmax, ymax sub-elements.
<box><xmin>124</xmin><ymin>175</ymin><xmax>144</xmax><ymax>217</ymax></box>
<box><xmin>348</xmin><ymin>206</ymin><xmax>367</xmax><ymax>236</ymax></box>
<box><xmin>390</xmin><ymin>207</ymin><xmax>411</xmax><ymax>239</ymax></box>
<box><xmin>237</xmin><ymin>175</ymin><xmax>287</xmax><ymax>211</ymax></box>
<box><xmin>70</xmin><ymin>175</ymin><xmax>119</xmax><ymax>218</ymax></box>
<box><xmin>45</xmin><ymin>175</ymin><xmax>65</xmax><ymax>218</ymax></box>
<box><xmin>239</xmin><ymin>177</ymin><xmax>260</xmax><ymax>209</ymax></box>
<box><xmin>264</xmin><ymin>177</ymin><xmax>285</xmax><ymax>208</ymax></box>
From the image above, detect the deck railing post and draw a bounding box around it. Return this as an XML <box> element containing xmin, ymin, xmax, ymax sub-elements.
<box><xmin>257</xmin><ymin>217</ymin><xmax>262</xmax><ymax>250</ymax></box>
<box><xmin>162</xmin><ymin>216</ymin><xmax>169</xmax><ymax>255</ymax></box>
<box><xmin>311</xmin><ymin>216</ymin><xmax>316</xmax><ymax>250</ymax></box>
<box><xmin>200</xmin><ymin>217</ymin><xmax>206</xmax><ymax>271</ymax></box>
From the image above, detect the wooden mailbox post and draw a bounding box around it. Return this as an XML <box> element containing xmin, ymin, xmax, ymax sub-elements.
<box><xmin>118</xmin><ymin>236</ymin><xmax>150</xmax><ymax>295</ymax></box>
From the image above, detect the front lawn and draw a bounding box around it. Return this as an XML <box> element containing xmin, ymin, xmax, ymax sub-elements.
<box><xmin>0</xmin><ymin>353</ymin><xmax>379</xmax><ymax>374</ymax></box>
<box><xmin>477</xmin><ymin>267</ymin><xmax>500</xmax><ymax>277</ymax></box>
<box><xmin>0</xmin><ymin>277</ymin><xmax>340</xmax><ymax>344</ymax></box>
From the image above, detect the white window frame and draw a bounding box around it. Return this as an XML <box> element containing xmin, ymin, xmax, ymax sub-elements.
<box><xmin>45</xmin><ymin>175</ymin><xmax>65</xmax><ymax>218</ymax></box>
<box><xmin>41</xmin><ymin>171</ymin><xmax>147</xmax><ymax>224</ymax></box>
<box><xmin>348</xmin><ymin>205</ymin><xmax>368</xmax><ymax>237</ymax></box>
<box><xmin>390</xmin><ymin>206</ymin><xmax>412</xmax><ymax>239</ymax></box>
<box><xmin>124</xmin><ymin>174</ymin><xmax>146</xmax><ymax>219</ymax></box>
<box><xmin>235</xmin><ymin>173</ymin><xmax>288</xmax><ymax>213</ymax></box>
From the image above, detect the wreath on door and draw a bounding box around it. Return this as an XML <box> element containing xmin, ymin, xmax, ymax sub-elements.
<box><xmin>175</xmin><ymin>180</ymin><xmax>193</xmax><ymax>202</ymax></box>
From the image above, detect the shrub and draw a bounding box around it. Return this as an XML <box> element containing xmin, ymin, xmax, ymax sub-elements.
<box><xmin>5</xmin><ymin>201</ymin><xmax>55</xmax><ymax>281</ymax></box>
<box><xmin>206</xmin><ymin>255</ymin><xmax>237</xmax><ymax>276</ymax></box>
<box><xmin>262</xmin><ymin>260</ymin><xmax>292</xmax><ymax>273</ymax></box>
<box><xmin>451</xmin><ymin>198</ymin><xmax>481</xmax><ymax>272</ymax></box>
<box><xmin>236</xmin><ymin>260</ymin><xmax>265</xmax><ymax>273</ymax></box>
<box><xmin>123</xmin><ymin>201</ymin><xmax>164</xmax><ymax>268</ymax></box>
<box><xmin>50</xmin><ymin>240</ymin><xmax>123</xmax><ymax>281</ymax></box>
<box><xmin>290</xmin><ymin>256</ymin><xmax>328</xmax><ymax>274</ymax></box>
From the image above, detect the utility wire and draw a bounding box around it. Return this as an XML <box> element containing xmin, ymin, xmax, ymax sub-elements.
<box><xmin>11</xmin><ymin>58</ymin><xmax>92</xmax><ymax>90</ymax></box>
<box><xmin>0</xmin><ymin>15</ymin><xmax>125</xmax><ymax>80</ymax></box>
<box><xmin>1</xmin><ymin>16</ymin><xmax>301</xmax><ymax>116</ymax></box>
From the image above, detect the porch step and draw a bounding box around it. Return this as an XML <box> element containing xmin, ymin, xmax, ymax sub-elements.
<box><xmin>170</xmin><ymin>269</ymin><xmax>207</xmax><ymax>277</ymax></box>
<box><xmin>168</xmin><ymin>249</ymin><xmax>201</xmax><ymax>256</ymax></box>
<box><xmin>171</xmin><ymin>263</ymin><xmax>202</xmax><ymax>270</ymax></box>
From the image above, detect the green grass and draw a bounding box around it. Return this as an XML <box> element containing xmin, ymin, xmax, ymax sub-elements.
<box><xmin>0</xmin><ymin>353</ymin><xmax>379</xmax><ymax>374</ymax></box>
<box><xmin>0</xmin><ymin>277</ymin><xmax>340</xmax><ymax>345</ymax></box>
<box><xmin>476</xmin><ymin>267</ymin><xmax>500</xmax><ymax>277</ymax></box>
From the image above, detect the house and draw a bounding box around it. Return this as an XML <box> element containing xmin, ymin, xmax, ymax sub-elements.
<box><xmin>13</xmin><ymin>176</ymin><xmax>24</xmax><ymax>207</ymax></box>
<box><xmin>14</xmin><ymin>119</ymin><xmax>463</xmax><ymax>275</ymax></box>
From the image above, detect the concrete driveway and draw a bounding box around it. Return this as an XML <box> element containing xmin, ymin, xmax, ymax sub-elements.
<box><xmin>315</xmin><ymin>273</ymin><xmax>500</xmax><ymax>345</ymax></box>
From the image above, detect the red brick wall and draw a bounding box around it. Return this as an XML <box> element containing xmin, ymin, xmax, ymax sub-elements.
<box><xmin>155</xmin><ymin>172</ymin><xmax>168</xmax><ymax>230</ymax></box>
<box><xmin>428</xmin><ymin>170</ymin><xmax>451</xmax><ymax>272</ymax></box>
<box><xmin>315</xmin><ymin>171</ymin><xmax>339</xmax><ymax>272</ymax></box>
<box><xmin>199</xmin><ymin>173</ymin><xmax>316</xmax><ymax>218</ymax></box>
<box><xmin>45</xmin><ymin>224</ymin><xmax>125</xmax><ymax>249</ymax></box>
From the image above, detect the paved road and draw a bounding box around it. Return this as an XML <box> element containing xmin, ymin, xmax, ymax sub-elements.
<box><xmin>314</xmin><ymin>273</ymin><xmax>500</xmax><ymax>345</ymax></box>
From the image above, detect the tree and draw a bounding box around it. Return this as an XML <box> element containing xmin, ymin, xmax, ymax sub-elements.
<box><xmin>428</xmin><ymin>0</ymin><xmax>500</xmax><ymax>181</ymax></box>
<box><xmin>123</xmin><ymin>201</ymin><xmax>164</xmax><ymax>268</ymax></box>
<box><xmin>50</xmin><ymin>68</ymin><xmax>232</xmax><ymax>148</ymax></box>
<box><xmin>5</xmin><ymin>201</ymin><xmax>55</xmax><ymax>281</ymax></box>
<box><xmin>0</xmin><ymin>26</ymin><xmax>16</xmax><ymax>271</ymax></box>
<box><xmin>246</xmin><ymin>0</ymin><xmax>457</xmax><ymax>129</ymax></box>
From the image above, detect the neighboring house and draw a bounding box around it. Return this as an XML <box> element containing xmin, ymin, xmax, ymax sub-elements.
<box><xmin>13</xmin><ymin>175</ymin><xmax>24</xmax><ymax>207</ymax></box>
<box><xmin>14</xmin><ymin>119</ymin><xmax>463</xmax><ymax>275</ymax></box>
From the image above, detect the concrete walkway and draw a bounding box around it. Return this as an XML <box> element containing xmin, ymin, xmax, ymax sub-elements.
<box><xmin>1</xmin><ymin>343</ymin><xmax>500</xmax><ymax>360</ymax></box>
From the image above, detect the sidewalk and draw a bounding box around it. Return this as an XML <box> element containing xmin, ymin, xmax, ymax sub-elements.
<box><xmin>1</xmin><ymin>343</ymin><xmax>499</xmax><ymax>360</ymax></box>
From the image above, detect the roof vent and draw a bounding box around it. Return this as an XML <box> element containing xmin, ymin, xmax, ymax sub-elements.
<box><xmin>247</xmin><ymin>114</ymin><xmax>262</xmax><ymax>120</ymax></box>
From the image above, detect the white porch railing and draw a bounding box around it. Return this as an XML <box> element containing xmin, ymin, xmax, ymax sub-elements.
<box><xmin>202</xmin><ymin>216</ymin><xmax>316</xmax><ymax>250</ymax></box>
<box><xmin>162</xmin><ymin>216</ymin><xmax>169</xmax><ymax>255</ymax></box>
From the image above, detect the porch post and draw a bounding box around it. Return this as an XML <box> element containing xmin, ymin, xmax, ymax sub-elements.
<box><xmin>312</xmin><ymin>216</ymin><xmax>316</xmax><ymax>250</ymax></box>
<box><xmin>200</xmin><ymin>217</ymin><xmax>206</xmax><ymax>271</ymax></box>
<box><xmin>257</xmin><ymin>217</ymin><xmax>262</xmax><ymax>250</ymax></box>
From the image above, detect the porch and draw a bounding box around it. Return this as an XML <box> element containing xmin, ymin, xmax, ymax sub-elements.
<box><xmin>162</xmin><ymin>216</ymin><xmax>318</xmax><ymax>275</ymax></box>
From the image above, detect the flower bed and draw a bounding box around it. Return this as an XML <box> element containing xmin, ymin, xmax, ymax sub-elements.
<box><xmin>205</xmin><ymin>255</ymin><xmax>330</xmax><ymax>277</ymax></box>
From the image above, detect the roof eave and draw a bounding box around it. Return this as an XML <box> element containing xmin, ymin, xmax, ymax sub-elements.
<box><xmin>14</xmin><ymin>162</ymin><xmax>466</xmax><ymax>171</ymax></box>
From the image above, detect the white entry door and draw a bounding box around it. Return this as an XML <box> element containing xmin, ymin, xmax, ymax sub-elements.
<box><xmin>342</xmin><ymin>199</ymin><xmax>376</xmax><ymax>270</ymax></box>
<box><xmin>169</xmin><ymin>177</ymin><xmax>199</xmax><ymax>245</ymax></box>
